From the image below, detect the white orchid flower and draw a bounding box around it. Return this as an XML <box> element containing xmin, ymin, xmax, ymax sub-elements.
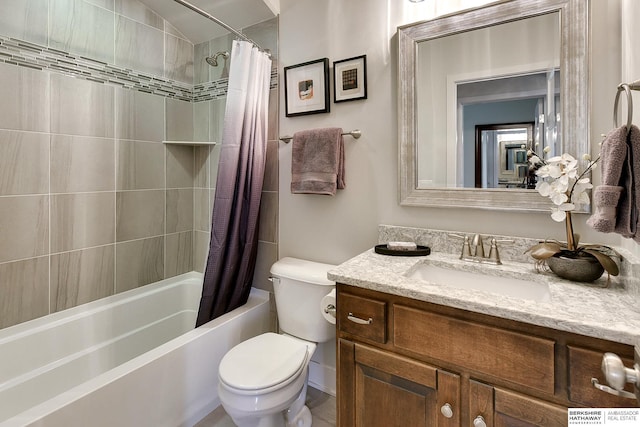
<box><xmin>550</xmin><ymin>203</ymin><xmax>575</xmax><ymax>222</ymax></box>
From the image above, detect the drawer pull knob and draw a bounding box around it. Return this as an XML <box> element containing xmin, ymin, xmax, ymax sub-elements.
<box><xmin>347</xmin><ymin>313</ymin><xmax>373</xmax><ymax>325</ymax></box>
<box><xmin>440</xmin><ymin>403</ymin><xmax>453</xmax><ymax>418</ymax></box>
<box><xmin>591</xmin><ymin>378</ymin><xmax>637</xmax><ymax>399</ymax></box>
<box><xmin>473</xmin><ymin>415</ymin><xmax>487</xmax><ymax>427</ymax></box>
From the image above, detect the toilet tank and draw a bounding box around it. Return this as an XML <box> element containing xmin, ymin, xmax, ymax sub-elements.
<box><xmin>270</xmin><ymin>257</ymin><xmax>336</xmax><ymax>343</ymax></box>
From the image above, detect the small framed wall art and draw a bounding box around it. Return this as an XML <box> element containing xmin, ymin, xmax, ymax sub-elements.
<box><xmin>333</xmin><ymin>55</ymin><xmax>367</xmax><ymax>103</ymax></box>
<box><xmin>284</xmin><ymin>58</ymin><xmax>330</xmax><ymax>117</ymax></box>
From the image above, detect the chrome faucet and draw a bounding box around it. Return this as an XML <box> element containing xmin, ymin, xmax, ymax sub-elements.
<box><xmin>450</xmin><ymin>234</ymin><xmax>511</xmax><ymax>265</ymax></box>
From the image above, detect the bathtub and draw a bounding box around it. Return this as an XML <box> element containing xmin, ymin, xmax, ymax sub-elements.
<box><xmin>0</xmin><ymin>272</ymin><xmax>271</xmax><ymax>427</ymax></box>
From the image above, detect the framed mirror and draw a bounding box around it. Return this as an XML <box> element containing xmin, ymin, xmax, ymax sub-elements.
<box><xmin>398</xmin><ymin>0</ymin><xmax>588</xmax><ymax>211</ymax></box>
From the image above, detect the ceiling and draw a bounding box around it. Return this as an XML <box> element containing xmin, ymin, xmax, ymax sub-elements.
<box><xmin>137</xmin><ymin>0</ymin><xmax>278</xmax><ymax>44</ymax></box>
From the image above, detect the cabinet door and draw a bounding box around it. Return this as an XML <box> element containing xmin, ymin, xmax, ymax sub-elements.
<box><xmin>338</xmin><ymin>339</ymin><xmax>460</xmax><ymax>427</ymax></box>
<box><xmin>494</xmin><ymin>388</ymin><xmax>566</xmax><ymax>427</ymax></box>
<box><xmin>469</xmin><ymin>381</ymin><xmax>566</xmax><ymax>427</ymax></box>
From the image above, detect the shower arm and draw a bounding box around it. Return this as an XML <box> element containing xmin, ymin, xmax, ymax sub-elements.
<box><xmin>172</xmin><ymin>0</ymin><xmax>268</xmax><ymax>55</ymax></box>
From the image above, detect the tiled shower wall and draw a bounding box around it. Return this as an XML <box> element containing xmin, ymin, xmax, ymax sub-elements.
<box><xmin>0</xmin><ymin>0</ymin><xmax>279</xmax><ymax>329</ymax></box>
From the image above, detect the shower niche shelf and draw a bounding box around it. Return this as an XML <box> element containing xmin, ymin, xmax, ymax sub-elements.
<box><xmin>162</xmin><ymin>141</ymin><xmax>217</xmax><ymax>146</ymax></box>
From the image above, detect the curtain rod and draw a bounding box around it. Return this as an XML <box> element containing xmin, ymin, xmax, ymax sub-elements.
<box><xmin>172</xmin><ymin>0</ymin><xmax>266</xmax><ymax>53</ymax></box>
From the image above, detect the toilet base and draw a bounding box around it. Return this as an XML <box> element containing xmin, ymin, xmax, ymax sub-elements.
<box><xmin>220</xmin><ymin>370</ymin><xmax>313</xmax><ymax>427</ymax></box>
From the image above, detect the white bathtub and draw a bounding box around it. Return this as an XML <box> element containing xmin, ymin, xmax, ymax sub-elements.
<box><xmin>0</xmin><ymin>272</ymin><xmax>271</xmax><ymax>427</ymax></box>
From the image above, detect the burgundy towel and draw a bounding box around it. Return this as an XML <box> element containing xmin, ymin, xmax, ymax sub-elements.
<box><xmin>291</xmin><ymin>127</ymin><xmax>345</xmax><ymax>195</ymax></box>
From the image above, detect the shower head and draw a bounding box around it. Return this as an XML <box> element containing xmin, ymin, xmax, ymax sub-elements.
<box><xmin>205</xmin><ymin>51</ymin><xmax>229</xmax><ymax>67</ymax></box>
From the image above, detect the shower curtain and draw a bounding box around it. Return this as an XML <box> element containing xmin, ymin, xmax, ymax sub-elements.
<box><xmin>196</xmin><ymin>40</ymin><xmax>272</xmax><ymax>327</ymax></box>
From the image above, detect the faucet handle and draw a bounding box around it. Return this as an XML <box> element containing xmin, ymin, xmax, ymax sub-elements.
<box><xmin>487</xmin><ymin>238</ymin><xmax>514</xmax><ymax>264</ymax></box>
<box><xmin>449</xmin><ymin>234</ymin><xmax>472</xmax><ymax>259</ymax></box>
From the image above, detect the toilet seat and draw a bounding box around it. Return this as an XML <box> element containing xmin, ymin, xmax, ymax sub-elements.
<box><xmin>219</xmin><ymin>333</ymin><xmax>310</xmax><ymax>395</ymax></box>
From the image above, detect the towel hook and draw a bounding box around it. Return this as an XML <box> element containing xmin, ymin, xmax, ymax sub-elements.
<box><xmin>614</xmin><ymin>83</ymin><xmax>633</xmax><ymax>133</ymax></box>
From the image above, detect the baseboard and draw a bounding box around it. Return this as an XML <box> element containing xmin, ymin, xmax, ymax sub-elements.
<box><xmin>308</xmin><ymin>360</ymin><xmax>336</xmax><ymax>396</ymax></box>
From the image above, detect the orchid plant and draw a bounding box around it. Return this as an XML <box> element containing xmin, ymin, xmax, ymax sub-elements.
<box><xmin>525</xmin><ymin>145</ymin><xmax>620</xmax><ymax>277</ymax></box>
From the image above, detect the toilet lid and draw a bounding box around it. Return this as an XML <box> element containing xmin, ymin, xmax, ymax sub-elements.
<box><xmin>219</xmin><ymin>333</ymin><xmax>310</xmax><ymax>391</ymax></box>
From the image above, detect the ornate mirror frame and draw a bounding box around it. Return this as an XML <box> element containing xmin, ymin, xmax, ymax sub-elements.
<box><xmin>398</xmin><ymin>0</ymin><xmax>589</xmax><ymax>211</ymax></box>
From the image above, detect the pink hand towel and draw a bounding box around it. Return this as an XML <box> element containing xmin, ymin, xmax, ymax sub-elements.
<box><xmin>291</xmin><ymin>127</ymin><xmax>345</xmax><ymax>195</ymax></box>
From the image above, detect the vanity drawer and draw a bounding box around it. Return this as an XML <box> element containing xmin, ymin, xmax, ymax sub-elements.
<box><xmin>393</xmin><ymin>305</ymin><xmax>555</xmax><ymax>394</ymax></box>
<box><xmin>568</xmin><ymin>345</ymin><xmax>636</xmax><ymax>408</ymax></box>
<box><xmin>337</xmin><ymin>292</ymin><xmax>387</xmax><ymax>343</ymax></box>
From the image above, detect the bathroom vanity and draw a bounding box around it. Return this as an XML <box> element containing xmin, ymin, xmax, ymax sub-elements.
<box><xmin>329</xmin><ymin>240</ymin><xmax>640</xmax><ymax>427</ymax></box>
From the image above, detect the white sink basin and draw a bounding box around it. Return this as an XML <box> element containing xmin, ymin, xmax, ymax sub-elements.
<box><xmin>406</xmin><ymin>263</ymin><xmax>551</xmax><ymax>302</ymax></box>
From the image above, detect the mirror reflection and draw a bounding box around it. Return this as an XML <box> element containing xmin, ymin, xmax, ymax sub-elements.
<box><xmin>416</xmin><ymin>12</ymin><xmax>560</xmax><ymax>189</ymax></box>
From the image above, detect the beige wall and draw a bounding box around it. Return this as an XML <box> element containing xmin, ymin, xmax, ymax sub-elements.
<box><xmin>278</xmin><ymin>0</ymin><xmax>625</xmax><ymax>266</ymax></box>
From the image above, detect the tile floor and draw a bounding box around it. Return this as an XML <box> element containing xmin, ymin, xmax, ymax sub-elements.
<box><xmin>194</xmin><ymin>387</ymin><xmax>336</xmax><ymax>427</ymax></box>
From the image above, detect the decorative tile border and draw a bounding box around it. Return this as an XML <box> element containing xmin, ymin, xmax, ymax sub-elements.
<box><xmin>0</xmin><ymin>35</ymin><xmax>277</xmax><ymax>102</ymax></box>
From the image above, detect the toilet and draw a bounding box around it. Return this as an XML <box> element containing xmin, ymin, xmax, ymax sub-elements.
<box><xmin>218</xmin><ymin>257</ymin><xmax>336</xmax><ymax>427</ymax></box>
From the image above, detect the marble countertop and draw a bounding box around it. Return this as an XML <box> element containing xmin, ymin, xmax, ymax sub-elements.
<box><xmin>328</xmin><ymin>249</ymin><xmax>640</xmax><ymax>346</ymax></box>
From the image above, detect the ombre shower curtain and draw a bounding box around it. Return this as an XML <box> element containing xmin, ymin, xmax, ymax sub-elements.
<box><xmin>196</xmin><ymin>40</ymin><xmax>272</xmax><ymax>326</ymax></box>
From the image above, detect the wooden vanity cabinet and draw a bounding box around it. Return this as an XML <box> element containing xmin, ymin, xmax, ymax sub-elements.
<box><xmin>336</xmin><ymin>284</ymin><xmax>636</xmax><ymax>427</ymax></box>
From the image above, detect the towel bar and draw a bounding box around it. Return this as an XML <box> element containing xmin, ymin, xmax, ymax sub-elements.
<box><xmin>279</xmin><ymin>129</ymin><xmax>362</xmax><ymax>143</ymax></box>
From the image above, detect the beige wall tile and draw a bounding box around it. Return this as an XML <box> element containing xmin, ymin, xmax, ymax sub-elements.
<box><xmin>209</xmin><ymin>144</ymin><xmax>221</xmax><ymax>189</ymax></box>
<box><xmin>114</xmin><ymin>0</ymin><xmax>163</xmax><ymax>30</ymax></box>
<box><xmin>0</xmin><ymin>257</ymin><xmax>49</xmax><ymax>329</ymax></box>
<box><xmin>268</xmin><ymin>87</ymin><xmax>278</xmax><ymax>141</ymax></box>
<box><xmin>51</xmin><ymin>135</ymin><xmax>115</xmax><ymax>193</ymax></box>
<box><xmin>0</xmin><ymin>63</ymin><xmax>50</xmax><ymax>132</ymax></box>
<box><xmin>51</xmin><ymin>73</ymin><xmax>115</xmax><ymax>138</ymax></box>
<box><xmin>165</xmin><ymin>231</ymin><xmax>193</xmax><ymax>278</ymax></box>
<box><xmin>166</xmin><ymin>188</ymin><xmax>193</xmax><ymax>233</ymax></box>
<box><xmin>0</xmin><ymin>0</ymin><xmax>49</xmax><ymax>45</ymax></box>
<box><xmin>194</xmin><ymin>145</ymin><xmax>211</xmax><ymax>189</ymax></box>
<box><xmin>116</xmin><ymin>140</ymin><xmax>165</xmax><ymax>190</ymax></box>
<box><xmin>116</xmin><ymin>236</ymin><xmax>163</xmax><ymax>293</ymax></box>
<box><xmin>115</xmin><ymin>15</ymin><xmax>164</xmax><ymax>78</ymax></box>
<box><xmin>208</xmin><ymin>98</ymin><xmax>225</xmax><ymax>143</ymax></box>
<box><xmin>194</xmin><ymin>188</ymin><xmax>211</xmax><ymax>232</ymax></box>
<box><xmin>164</xmin><ymin>33</ymin><xmax>194</xmax><ymax>84</ymax></box>
<box><xmin>115</xmin><ymin>88</ymin><xmax>165</xmax><ymax>142</ymax></box>
<box><xmin>49</xmin><ymin>0</ymin><xmax>115</xmax><ymax>64</ymax></box>
<box><xmin>50</xmin><ymin>245</ymin><xmax>115</xmax><ymax>312</ymax></box>
<box><xmin>51</xmin><ymin>192</ymin><xmax>115</xmax><ymax>253</ymax></box>
<box><xmin>258</xmin><ymin>191</ymin><xmax>278</xmax><ymax>243</ymax></box>
<box><xmin>193</xmin><ymin>230</ymin><xmax>210</xmax><ymax>273</ymax></box>
<box><xmin>116</xmin><ymin>190</ymin><xmax>165</xmax><ymax>241</ymax></box>
<box><xmin>0</xmin><ymin>196</ymin><xmax>48</xmax><ymax>263</ymax></box>
<box><xmin>0</xmin><ymin>130</ymin><xmax>49</xmax><ymax>195</ymax></box>
<box><xmin>263</xmin><ymin>139</ymin><xmax>278</xmax><ymax>192</ymax></box>
<box><xmin>193</xmin><ymin>101</ymin><xmax>209</xmax><ymax>142</ymax></box>
<box><xmin>166</xmin><ymin>144</ymin><xmax>195</xmax><ymax>188</ymax></box>
<box><xmin>166</xmin><ymin>98</ymin><xmax>193</xmax><ymax>141</ymax></box>
<box><xmin>253</xmin><ymin>241</ymin><xmax>278</xmax><ymax>292</ymax></box>
<box><xmin>193</xmin><ymin>41</ymin><xmax>210</xmax><ymax>85</ymax></box>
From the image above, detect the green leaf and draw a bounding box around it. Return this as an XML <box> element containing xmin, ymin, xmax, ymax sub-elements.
<box><xmin>583</xmin><ymin>249</ymin><xmax>619</xmax><ymax>276</ymax></box>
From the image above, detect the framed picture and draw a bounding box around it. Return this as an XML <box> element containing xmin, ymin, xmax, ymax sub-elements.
<box><xmin>333</xmin><ymin>55</ymin><xmax>367</xmax><ymax>103</ymax></box>
<box><xmin>284</xmin><ymin>58</ymin><xmax>330</xmax><ymax>117</ymax></box>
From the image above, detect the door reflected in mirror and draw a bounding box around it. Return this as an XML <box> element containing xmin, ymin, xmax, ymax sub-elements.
<box><xmin>461</xmin><ymin>71</ymin><xmax>560</xmax><ymax>189</ymax></box>
<box><xmin>475</xmin><ymin>123</ymin><xmax>533</xmax><ymax>189</ymax></box>
<box><xmin>415</xmin><ymin>12</ymin><xmax>560</xmax><ymax>189</ymax></box>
